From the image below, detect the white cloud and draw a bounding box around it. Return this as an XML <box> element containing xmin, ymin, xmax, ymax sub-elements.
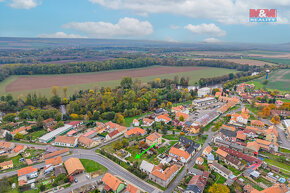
<box><xmin>184</xmin><ymin>23</ymin><xmax>226</xmax><ymax>37</ymax></box>
<box><xmin>89</xmin><ymin>0</ymin><xmax>290</xmax><ymax>24</ymax></box>
<box><xmin>170</xmin><ymin>24</ymin><xmax>180</xmax><ymax>30</ymax></box>
<box><xmin>38</xmin><ymin>32</ymin><xmax>87</xmax><ymax>39</ymax></box>
<box><xmin>203</xmin><ymin>37</ymin><xmax>222</xmax><ymax>43</ymax></box>
<box><xmin>63</xmin><ymin>17</ymin><xmax>153</xmax><ymax>38</ymax></box>
<box><xmin>9</xmin><ymin>0</ymin><xmax>40</xmax><ymax>9</ymax></box>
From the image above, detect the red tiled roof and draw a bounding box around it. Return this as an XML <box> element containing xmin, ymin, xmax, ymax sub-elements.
<box><xmin>146</xmin><ymin>132</ymin><xmax>162</xmax><ymax>142</ymax></box>
<box><xmin>13</xmin><ymin>145</ymin><xmax>24</xmax><ymax>153</ymax></box>
<box><xmin>125</xmin><ymin>127</ymin><xmax>146</xmax><ymax>136</ymax></box>
<box><xmin>108</xmin><ymin>129</ymin><xmax>120</xmax><ymax>138</ymax></box>
<box><xmin>18</xmin><ymin>166</ymin><xmax>37</xmax><ymax>177</ymax></box>
<box><xmin>68</xmin><ymin>121</ymin><xmax>82</xmax><ymax>126</ymax></box>
<box><xmin>220</xmin><ymin>146</ymin><xmax>262</xmax><ymax>164</ymax></box>
<box><xmin>151</xmin><ymin>164</ymin><xmax>179</xmax><ymax>181</ymax></box>
<box><xmin>102</xmin><ymin>173</ymin><xmax>122</xmax><ymax>191</ymax></box>
<box><xmin>169</xmin><ymin>147</ymin><xmax>190</xmax><ymax>160</ymax></box>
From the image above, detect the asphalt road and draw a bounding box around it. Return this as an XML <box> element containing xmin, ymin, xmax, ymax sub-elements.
<box><xmin>276</xmin><ymin>124</ymin><xmax>290</xmax><ymax>149</ymax></box>
<box><xmin>164</xmin><ymin>131</ymin><xmax>216</xmax><ymax>193</ymax></box>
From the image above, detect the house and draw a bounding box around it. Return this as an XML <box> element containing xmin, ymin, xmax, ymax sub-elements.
<box><xmin>125</xmin><ymin>127</ymin><xmax>146</xmax><ymax>138</ymax></box>
<box><xmin>243</xmin><ymin>129</ymin><xmax>258</xmax><ymax>138</ymax></box>
<box><xmin>195</xmin><ymin>157</ymin><xmax>204</xmax><ymax>165</ymax></box>
<box><xmin>43</xmin><ymin>118</ymin><xmax>55</xmax><ymax>129</ymax></box>
<box><xmin>275</xmin><ymin>100</ymin><xmax>284</xmax><ymax>107</ymax></box>
<box><xmin>44</xmin><ymin>156</ymin><xmax>63</xmax><ymax>175</ymax></box>
<box><xmin>179</xmin><ymin>137</ymin><xmax>201</xmax><ymax>155</ymax></box>
<box><xmin>216</xmin><ymin>148</ymin><xmax>228</xmax><ymax>160</ymax></box>
<box><xmin>207</xmin><ymin>153</ymin><xmax>215</xmax><ymax>164</ymax></box>
<box><xmin>210</xmin><ymin>161</ymin><xmax>232</xmax><ymax>179</ymax></box>
<box><xmin>198</xmin><ymin>87</ymin><xmax>211</xmax><ymax>97</ymax></box>
<box><xmin>43</xmin><ymin>148</ymin><xmax>69</xmax><ymax>159</ymax></box>
<box><xmin>106</xmin><ymin>129</ymin><xmax>121</xmax><ymax>141</ymax></box>
<box><xmin>54</xmin><ymin>165</ymin><xmax>67</xmax><ymax>176</ymax></box>
<box><xmin>155</xmin><ymin>114</ymin><xmax>171</xmax><ymax>124</ymax></box>
<box><xmin>171</xmin><ymin>105</ymin><xmax>185</xmax><ymax>113</ymax></box>
<box><xmin>221</xmin><ymin>125</ymin><xmax>236</xmax><ymax>132</ymax></box>
<box><xmin>149</xmin><ymin>164</ymin><xmax>179</xmax><ymax>187</ymax></box>
<box><xmin>236</xmin><ymin>131</ymin><xmax>246</xmax><ymax>142</ymax></box>
<box><xmin>246</xmin><ymin>126</ymin><xmax>264</xmax><ymax>135</ymax></box>
<box><xmin>185</xmin><ymin>171</ymin><xmax>209</xmax><ymax>193</ymax></box>
<box><xmin>66</xmin><ymin>130</ymin><xmax>77</xmax><ymax>137</ymax></box>
<box><xmin>194</xmin><ymin>110</ymin><xmax>219</xmax><ymax>127</ymax></box>
<box><xmin>78</xmin><ymin>135</ymin><xmax>98</xmax><ymax>148</ymax></box>
<box><xmin>225</xmin><ymin>154</ymin><xmax>244</xmax><ymax>170</ymax></box>
<box><xmin>146</xmin><ymin>132</ymin><xmax>162</xmax><ymax>146</ymax></box>
<box><xmin>265</xmin><ymin>125</ymin><xmax>278</xmax><ymax>142</ymax></box>
<box><xmin>67</xmin><ymin>121</ymin><xmax>83</xmax><ymax>129</ymax></box>
<box><xmin>169</xmin><ymin>147</ymin><xmax>191</xmax><ymax>163</ymax></box>
<box><xmin>202</xmin><ymin>146</ymin><xmax>212</xmax><ymax>157</ymax></box>
<box><xmin>64</xmin><ymin>157</ymin><xmax>85</xmax><ymax>176</ymax></box>
<box><xmin>251</xmin><ymin>120</ymin><xmax>265</xmax><ymax>128</ymax></box>
<box><xmin>18</xmin><ymin>166</ymin><xmax>38</xmax><ymax>179</ymax></box>
<box><xmin>125</xmin><ymin>184</ymin><xmax>140</xmax><ymax>193</ymax></box>
<box><xmin>0</xmin><ymin>160</ymin><xmax>13</xmax><ymax>170</ymax></box>
<box><xmin>256</xmin><ymin>139</ymin><xmax>279</xmax><ymax>152</ymax></box>
<box><xmin>142</xmin><ymin>118</ymin><xmax>155</xmax><ymax>126</ymax></box>
<box><xmin>11</xmin><ymin>126</ymin><xmax>28</xmax><ymax>136</ymax></box>
<box><xmin>229</xmin><ymin>113</ymin><xmax>249</xmax><ymax>126</ymax></box>
<box><xmin>139</xmin><ymin>160</ymin><xmax>155</xmax><ymax>174</ymax></box>
<box><xmin>53</xmin><ymin>136</ymin><xmax>78</xmax><ymax>147</ymax></box>
<box><xmin>117</xmin><ymin>126</ymin><xmax>127</xmax><ymax>134</ymax></box>
<box><xmin>102</xmin><ymin>173</ymin><xmax>125</xmax><ymax>193</ymax></box>
<box><xmin>132</xmin><ymin>119</ymin><xmax>140</xmax><ymax>127</ymax></box>
<box><xmin>184</xmin><ymin>121</ymin><xmax>200</xmax><ymax>134</ymax></box>
<box><xmin>13</xmin><ymin>144</ymin><xmax>25</xmax><ymax>153</ymax></box>
<box><xmin>39</xmin><ymin>124</ymin><xmax>73</xmax><ymax>143</ymax></box>
<box><xmin>246</xmin><ymin>141</ymin><xmax>260</xmax><ymax>153</ymax></box>
<box><xmin>175</xmin><ymin>112</ymin><xmax>189</xmax><ymax>121</ymax></box>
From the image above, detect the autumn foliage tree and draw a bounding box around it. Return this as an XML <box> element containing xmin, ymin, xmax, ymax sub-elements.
<box><xmin>271</xmin><ymin>115</ymin><xmax>281</xmax><ymax>124</ymax></box>
<box><xmin>259</xmin><ymin>106</ymin><xmax>271</xmax><ymax>118</ymax></box>
<box><xmin>208</xmin><ymin>183</ymin><xmax>230</xmax><ymax>193</ymax></box>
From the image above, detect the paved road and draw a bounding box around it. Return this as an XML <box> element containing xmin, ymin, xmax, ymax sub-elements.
<box><xmin>164</xmin><ymin>131</ymin><xmax>216</xmax><ymax>193</ymax></box>
<box><xmin>276</xmin><ymin>124</ymin><xmax>290</xmax><ymax>149</ymax></box>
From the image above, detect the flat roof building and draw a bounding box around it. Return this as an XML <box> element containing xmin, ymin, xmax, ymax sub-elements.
<box><xmin>39</xmin><ymin>124</ymin><xmax>73</xmax><ymax>143</ymax></box>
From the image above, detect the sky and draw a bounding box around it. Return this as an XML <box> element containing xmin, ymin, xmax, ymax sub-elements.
<box><xmin>0</xmin><ymin>0</ymin><xmax>290</xmax><ymax>43</ymax></box>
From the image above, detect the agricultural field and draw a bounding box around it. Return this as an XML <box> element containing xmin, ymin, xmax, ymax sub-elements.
<box><xmin>192</xmin><ymin>58</ymin><xmax>275</xmax><ymax>66</ymax></box>
<box><xmin>247</xmin><ymin>69</ymin><xmax>290</xmax><ymax>93</ymax></box>
<box><xmin>245</xmin><ymin>57</ymin><xmax>290</xmax><ymax>65</ymax></box>
<box><xmin>0</xmin><ymin>66</ymin><xmax>238</xmax><ymax>97</ymax></box>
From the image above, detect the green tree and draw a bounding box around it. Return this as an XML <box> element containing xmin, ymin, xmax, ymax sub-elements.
<box><xmin>120</xmin><ymin>76</ymin><xmax>133</xmax><ymax>89</ymax></box>
<box><xmin>36</xmin><ymin>115</ymin><xmax>44</xmax><ymax>128</ymax></box>
<box><xmin>40</xmin><ymin>184</ymin><xmax>46</xmax><ymax>191</ymax></box>
<box><xmin>114</xmin><ymin>113</ymin><xmax>125</xmax><ymax>125</ymax></box>
<box><xmin>179</xmin><ymin>115</ymin><xmax>184</xmax><ymax>122</ymax></box>
<box><xmin>2</xmin><ymin>113</ymin><xmax>16</xmax><ymax>122</ymax></box>
<box><xmin>14</xmin><ymin>133</ymin><xmax>23</xmax><ymax>140</ymax></box>
<box><xmin>113</xmin><ymin>141</ymin><xmax>122</xmax><ymax>150</ymax></box>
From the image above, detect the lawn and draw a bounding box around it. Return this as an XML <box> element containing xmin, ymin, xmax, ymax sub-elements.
<box><xmin>1</xmin><ymin>67</ymin><xmax>238</xmax><ymax>97</ymax></box>
<box><xmin>264</xmin><ymin>159</ymin><xmax>290</xmax><ymax>174</ymax></box>
<box><xmin>80</xmin><ymin>159</ymin><xmax>108</xmax><ymax>173</ymax></box>
<box><xmin>24</xmin><ymin>130</ymin><xmax>47</xmax><ymax>141</ymax></box>
<box><xmin>212</xmin><ymin>171</ymin><xmax>226</xmax><ymax>184</ymax></box>
<box><xmin>280</xmin><ymin>148</ymin><xmax>290</xmax><ymax>153</ymax></box>
<box><xmin>124</xmin><ymin>112</ymin><xmax>153</xmax><ymax>127</ymax></box>
<box><xmin>157</xmin><ymin>141</ymin><xmax>177</xmax><ymax>154</ymax></box>
<box><xmin>255</xmin><ymin>177</ymin><xmax>273</xmax><ymax>187</ymax></box>
<box><xmin>245</xmin><ymin>104</ymin><xmax>260</xmax><ymax>115</ymax></box>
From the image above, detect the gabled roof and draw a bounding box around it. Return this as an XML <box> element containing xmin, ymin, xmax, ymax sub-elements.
<box><xmin>108</xmin><ymin>129</ymin><xmax>120</xmax><ymax>138</ymax></box>
<box><xmin>175</xmin><ymin>112</ymin><xmax>188</xmax><ymax>120</ymax></box>
<box><xmin>246</xmin><ymin>141</ymin><xmax>260</xmax><ymax>152</ymax></box>
<box><xmin>172</xmin><ymin>105</ymin><xmax>184</xmax><ymax>112</ymax></box>
<box><xmin>140</xmin><ymin>160</ymin><xmax>154</xmax><ymax>173</ymax></box>
<box><xmin>256</xmin><ymin>139</ymin><xmax>271</xmax><ymax>146</ymax></box>
<box><xmin>125</xmin><ymin>127</ymin><xmax>146</xmax><ymax>136</ymax></box>
<box><xmin>18</xmin><ymin>166</ymin><xmax>37</xmax><ymax>177</ymax></box>
<box><xmin>102</xmin><ymin>173</ymin><xmax>123</xmax><ymax>191</ymax></box>
<box><xmin>11</xmin><ymin>127</ymin><xmax>26</xmax><ymax>135</ymax></box>
<box><xmin>133</xmin><ymin>119</ymin><xmax>139</xmax><ymax>123</ymax></box>
<box><xmin>13</xmin><ymin>145</ymin><xmax>24</xmax><ymax>153</ymax></box>
<box><xmin>265</xmin><ymin>126</ymin><xmax>278</xmax><ymax>137</ymax></box>
<box><xmin>169</xmin><ymin>147</ymin><xmax>190</xmax><ymax>160</ymax></box>
<box><xmin>251</xmin><ymin>120</ymin><xmax>265</xmax><ymax>127</ymax></box>
<box><xmin>43</xmin><ymin>118</ymin><xmax>54</xmax><ymax>123</ymax></box>
<box><xmin>126</xmin><ymin>184</ymin><xmax>139</xmax><ymax>193</ymax></box>
<box><xmin>203</xmin><ymin>146</ymin><xmax>212</xmax><ymax>155</ymax></box>
<box><xmin>64</xmin><ymin>157</ymin><xmax>85</xmax><ymax>176</ymax></box>
<box><xmin>143</xmin><ymin>118</ymin><xmax>154</xmax><ymax>123</ymax></box>
<box><xmin>45</xmin><ymin>156</ymin><xmax>62</xmax><ymax>166</ymax></box>
<box><xmin>54</xmin><ymin>136</ymin><xmax>77</xmax><ymax>145</ymax></box>
<box><xmin>151</xmin><ymin>164</ymin><xmax>179</xmax><ymax>181</ymax></box>
<box><xmin>156</xmin><ymin>114</ymin><xmax>171</xmax><ymax>122</ymax></box>
<box><xmin>250</xmin><ymin>183</ymin><xmax>288</xmax><ymax>193</ymax></box>
<box><xmin>44</xmin><ymin>148</ymin><xmax>70</xmax><ymax>159</ymax></box>
<box><xmin>83</xmin><ymin>130</ymin><xmax>96</xmax><ymax>137</ymax></box>
<box><xmin>0</xmin><ymin>160</ymin><xmax>13</xmax><ymax>168</ymax></box>
<box><xmin>237</xmin><ymin>131</ymin><xmax>246</xmax><ymax>140</ymax></box>
<box><xmin>216</xmin><ymin>148</ymin><xmax>228</xmax><ymax>158</ymax></box>
<box><xmin>212</xmin><ymin>161</ymin><xmax>232</xmax><ymax>176</ymax></box>
<box><xmin>78</xmin><ymin>135</ymin><xmax>94</xmax><ymax>147</ymax></box>
<box><xmin>68</xmin><ymin>121</ymin><xmax>82</xmax><ymax>126</ymax></box>
<box><xmin>146</xmin><ymin>132</ymin><xmax>162</xmax><ymax>142</ymax></box>
<box><xmin>0</xmin><ymin>141</ymin><xmax>12</xmax><ymax>148</ymax></box>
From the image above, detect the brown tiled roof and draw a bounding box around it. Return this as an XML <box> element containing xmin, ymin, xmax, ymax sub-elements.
<box><xmin>25</xmin><ymin>159</ymin><xmax>33</xmax><ymax>165</ymax></box>
<box><xmin>126</xmin><ymin>184</ymin><xmax>139</xmax><ymax>193</ymax></box>
<box><xmin>169</xmin><ymin>147</ymin><xmax>190</xmax><ymax>160</ymax></box>
<box><xmin>102</xmin><ymin>173</ymin><xmax>122</xmax><ymax>191</ymax></box>
<box><xmin>64</xmin><ymin>157</ymin><xmax>85</xmax><ymax>176</ymax></box>
<box><xmin>216</xmin><ymin>148</ymin><xmax>228</xmax><ymax>158</ymax></box>
<box><xmin>78</xmin><ymin>135</ymin><xmax>94</xmax><ymax>147</ymax></box>
<box><xmin>44</xmin><ymin>148</ymin><xmax>69</xmax><ymax>159</ymax></box>
<box><xmin>108</xmin><ymin>129</ymin><xmax>120</xmax><ymax>138</ymax></box>
<box><xmin>203</xmin><ymin>145</ymin><xmax>212</xmax><ymax>155</ymax></box>
<box><xmin>125</xmin><ymin>127</ymin><xmax>146</xmax><ymax>136</ymax></box>
<box><xmin>237</xmin><ymin>131</ymin><xmax>246</xmax><ymax>140</ymax></box>
<box><xmin>256</xmin><ymin>139</ymin><xmax>271</xmax><ymax>146</ymax></box>
<box><xmin>221</xmin><ymin>124</ymin><xmax>236</xmax><ymax>131</ymax></box>
<box><xmin>11</xmin><ymin>127</ymin><xmax>26</xmax><ymax>135</ymax></box>
<box><xmin>246</xmin><ymin>126</ymin><xmax>264</xmax><ymax>133</ymax></box>
<box><xmin>146</xmin><ymin>132</ymin><xmax>162</xmax><ymax>142</ymax></box>
<box><xmin>220</xmin><ymin>146</ymin><xmax>262</xmax><ymax>164</ymax></box>
<box><xmin>143</xmin><ymin>118</ymin><xmax>154</xmax><ymax>124</ymax></box>
<box><xmin>54</xmin><ymin>136</ymin><xmax>77</xmax><ymax>145</ymax></box>
<box><xmin>45</xmin><ymin>156</ymin><xmax>62</xmax><ymax>166</ymax></box>
<box><xmin>18</xmin><ymin>166</ymin><xmax>37</xmax><ymax>177</ymax></box>
<box><xmin>43</xmin><ymin>118</ymin><xmax>54</xmax><ymax>124</ymax></box>
<box><xmin>13</xmin><ymin>145</ymin><xmax>24</xmax><ymax>153</ymax></box>
<box><xmin>151</xmin><ymin>164</ymin><xmax>179</xmax><ymax>181</ymax></box>
<box><xmin>157</xmin><ymin>114</ymin><xmax>171</xmax><ymax>122</ymax></box>
<box><xmin>225</xmin><ymin>154</ymin><xmax>240</xmax><ymax>166</ymax></box>
<box><xmin>246</xmin><ymin>141</ymin><xmax>260</xmax><ymax>152</ymax></box>
<box><xmin>172</xmin><ymin>105</ymin><xmax>184</xmax><ymax>112</ymax></box>
<box><xmin>0</xmin><ymin>160</ymin><xmax>13</xmax><ymax>168</ymax></box>
<box><xmin>250</xmin><ymin>183</ymin><xmax>288</xmax><ymax>193</ymax></box>
<box><xmin>251</xmin><ymin>120</ymin><xmax>265</xmax><ymax>127</ymax></box>
<box><xmin>175</xmin><ymin>112</ymin><xmax>188</xmax><ymax>120</ymax></box>
<box><xmin>0</xmin><ymin>141</ymin><xmax>12</xmax><ymax>148</ymax></box>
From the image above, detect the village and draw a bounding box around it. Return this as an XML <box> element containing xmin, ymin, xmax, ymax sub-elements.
<box><xmin>0</xmin><ymin>83</ymin><xmax>289</xmax><ymax>193</ymax></box>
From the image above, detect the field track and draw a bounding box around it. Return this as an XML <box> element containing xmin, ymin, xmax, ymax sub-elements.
<box><xmin>6</xmin><ymin>66</ymin><xmax>207</xmax><ymax>92</ymax></box>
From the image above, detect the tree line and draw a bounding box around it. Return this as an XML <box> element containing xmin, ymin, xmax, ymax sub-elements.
<box><xmin>0</xmin><ymin>56</ymin><xmax>262</xmax><ymax>82</ymax></box>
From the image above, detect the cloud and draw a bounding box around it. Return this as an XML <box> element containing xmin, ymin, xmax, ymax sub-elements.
<box><xmin>170</xmin><ymin>24</ymin><xmax>180</xmax><ymax>30</ymax></box>
<box><xmin>63</xmin><ymin>17</ymin><xmax>153</xmax><ymax>38</ymax></box>
<box><xmin>37</xmin><ymin>32</ymin><xmax>87</xmax><ymax>38</ymax></box>
<box><xmin>203</xmin><ymin>37</ymin><xmax>222</xmax><ymax>43</ymax></box>
<box><xmin>184</xmin><ymin>23</ymin><xmax>226</xmax><ymax>37</ymax></box>
<box><xmin>88</xmin><ymin>0</ymin><xmax>290</xmax><ymax>24</ymax></box>
<box><xmin>9</xmin><ymin>0</ymin><xmax>40</xmax><ymax>9</ymax></box>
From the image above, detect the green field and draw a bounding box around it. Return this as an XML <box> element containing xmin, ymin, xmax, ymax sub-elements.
<box><xmin>247</xmin><ymin>69</ymin><xmax>290</xmax><ymax>92</ymax></box>
<box><xmin>0</xmin><ymin>66</ymin><xmax>238</xmax><ymax>97</ymax></box>
<box><xmin>80</xmin><ymin>159</ymin><xmax>108</xmax><ymax>173</ymax></box>
<box><xmin>246</xmin><ymin>57</ymin><xmax>290</xmax><ymax>65</ymax></box>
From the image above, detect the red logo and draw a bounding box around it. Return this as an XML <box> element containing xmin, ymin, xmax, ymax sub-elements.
<box><xmin>249</xmin><ymin>9</ymin><xmax>277</xmax><ymax>18</ymax></box>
